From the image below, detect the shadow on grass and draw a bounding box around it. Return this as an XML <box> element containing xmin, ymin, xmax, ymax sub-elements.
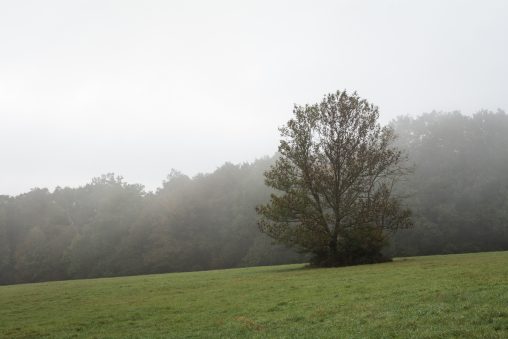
<box><xmin>251</xmin><ymin>257</ymin><xmax>417</xmax><ymax>277</ymax></box>
<box><xmin>269</xmin><ymin>264</ymin><xmax>312</xmax><ymax>274</ymax></box>
<box><xmin>271</xmin><ymin>257</ymin><xmax>416</xmax><ymax>274</ymax></box>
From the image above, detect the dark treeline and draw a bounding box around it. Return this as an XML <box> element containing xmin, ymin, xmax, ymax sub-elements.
<box><xmin>1</xmin><ymin>110</ymin><xmax>508</xmax><ymax>285</ymax></box>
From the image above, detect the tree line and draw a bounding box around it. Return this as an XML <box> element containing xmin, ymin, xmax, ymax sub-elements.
<box><xmin>1</xmin><ymin>110</ymin><xmax>508</xmax><ymax>284</ymax></box>
<box><xmin>390</xmin><ymin>110</ymin><xmax>508</xmax><ymax>256</ymax></box>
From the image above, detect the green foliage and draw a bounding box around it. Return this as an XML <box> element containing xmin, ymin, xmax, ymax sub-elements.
<box><xmin>257</xmin><ymin>90</ymin><xmax>412</xmax><ymax>266</ymax></box>
<box><xmin>0</xmin><ymin>252</ymin><xmax>507</xmax><ymax>338</ymax></box>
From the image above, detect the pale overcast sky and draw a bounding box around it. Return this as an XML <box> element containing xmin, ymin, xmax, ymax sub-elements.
<box><xmin>1</xmin><ymin>0</ymin><xmax>507</xmax><ymax>195</ymax></box>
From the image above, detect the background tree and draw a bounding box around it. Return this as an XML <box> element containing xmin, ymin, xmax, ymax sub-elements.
<box><xmin>257</xmin><ymin>90</ymin><xmax>412</xmax><ymax>266</ymax></box>
<box><xmin>389</xmin><ymin>110</ymin><xmax>508</xmax><ymax>256</ymax></box>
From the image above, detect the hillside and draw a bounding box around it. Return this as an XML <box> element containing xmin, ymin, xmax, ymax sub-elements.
<box><xmin>1</xmin><ymin>251</ymin><xmax>507</xmax><ymax>338</ymax></box>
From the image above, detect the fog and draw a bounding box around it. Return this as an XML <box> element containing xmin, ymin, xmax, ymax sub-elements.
<box><xmin>1</xmin><ymin>0</ymin><xmax>507</xmax><ymax>195</ymax></box>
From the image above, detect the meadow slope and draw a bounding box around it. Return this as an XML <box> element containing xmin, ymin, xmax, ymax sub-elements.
<box><xmin>0</xmin><ymin>252</ymin><xmax>507</xmax><ymax>338</ymax></box>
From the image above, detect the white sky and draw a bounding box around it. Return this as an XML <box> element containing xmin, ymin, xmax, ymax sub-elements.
<box><xmin>1</xmin><ymin>0</ymin><xmax>507</xmax><ymax>195</ymax></box>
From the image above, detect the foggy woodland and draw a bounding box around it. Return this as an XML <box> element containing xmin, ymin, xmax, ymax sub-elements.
<box><xmin>1</xmin><ymin>110</ymin><xmax>507</xmax><ymax>285</ymax></box>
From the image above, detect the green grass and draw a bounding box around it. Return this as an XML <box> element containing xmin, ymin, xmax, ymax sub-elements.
<box><xmin>1</xmin><ymin>252</ymin><xmax>507</xmax><ymax>338</ymax></box>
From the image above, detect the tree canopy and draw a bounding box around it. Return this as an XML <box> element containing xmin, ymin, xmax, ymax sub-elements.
<box><xmin>257</xmin><ymin>91</ymin><xmax>412</xmax><ymax>266</ymax></box>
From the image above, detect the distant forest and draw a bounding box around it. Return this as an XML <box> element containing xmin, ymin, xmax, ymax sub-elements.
<box><xmin>1</xmin><ymin>110</ymin><xmax>508</xmax><ymax>285</ymax></box>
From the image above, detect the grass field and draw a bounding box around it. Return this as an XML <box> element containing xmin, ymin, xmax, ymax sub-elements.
<box><xmin>0</xmin><ymin>252</ymin><xmax>507</xmax><ymax>338</ymax></box>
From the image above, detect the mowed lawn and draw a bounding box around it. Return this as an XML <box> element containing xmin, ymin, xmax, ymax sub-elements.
<box><xmin>0</xmin><ymin>252</ymin><xmax>507</xmax><ymax>338</ymax></box>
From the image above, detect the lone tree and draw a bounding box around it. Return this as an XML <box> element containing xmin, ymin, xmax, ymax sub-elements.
<box><xmin>257</xmin><ymin>90</ymin><xmax>412</xmax><ymax>266</ymax></box>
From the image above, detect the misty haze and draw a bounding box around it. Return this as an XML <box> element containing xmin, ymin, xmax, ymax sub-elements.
<box><xmin>1</xmin><ymin>1</ymin><xmax>507</xmax><ymax>338</ymax></box>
